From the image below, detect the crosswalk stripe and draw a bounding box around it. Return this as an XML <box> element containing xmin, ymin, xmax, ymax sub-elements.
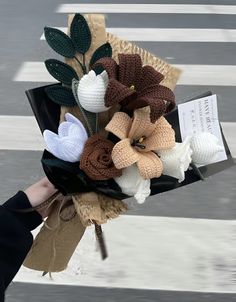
<box><xmin>40</xmin><ymin>28</ymin><xmax>236</xmax><ymax>42</ymax></box>
<box><xmin>15</xmin><ymin>215</ymin><xmax>236</xmax><ymax>293</ymax></box>
<box><xmin>0</xmin><ymin>116</ymin><xmax>235</xmax><ymax>158</ymax></box>
<box><xmin>56</xmin><ymin>4</ymin><xmax>236</xmax><ymax>15</ymax></box>
<box><xmin>13</xmin><ymin>62</ymin><xmax>236</xmax><ymax>86</ymax></box>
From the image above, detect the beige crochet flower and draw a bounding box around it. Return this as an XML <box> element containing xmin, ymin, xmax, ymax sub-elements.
<box><xmin>105</xmin><ymin>108</ymin><xmax>175</xmax><ymax>179</ymax></box>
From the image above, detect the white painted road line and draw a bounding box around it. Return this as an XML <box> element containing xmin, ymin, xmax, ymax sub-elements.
<box><xmin>56</xmin><ymin>4</ymin><xmax>236</xmax><ymax>15</ymax></box>
<box><xmin>0</xmin><ymin>116</ymin><xmax>44</xmax><ymax>151</ymax></box>
<box><xmin>177</xmin><ymin>65</ymin><xmax>236</xmax><ymax>86</ymax></box>
<box><xmin>14</xmin><ymin>62</ymin><xmax>236</xmax><ymax>87</ymax></box>
<box><xmin>0</xmin><ymin>116</ymin><xmax>235</xmax><ymax>158</ymax></box>
<box><xmin>41</xmin><ymin>27</ymin><xmax>236</xmax><ymax>42</ymax></box>
<box><xmin>15</xmin><ymin>215</ymin><xmax>236</xmax><ymax>293</ymax></box>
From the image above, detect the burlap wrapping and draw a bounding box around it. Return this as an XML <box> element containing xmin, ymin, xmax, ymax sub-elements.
<box><xmin>72</xmin><ymin>192</ymin><xmax>128</xmax><ymax>227</ymax></box>
<box><xmin>24</xmin><ymin>14</ymin><xmax>181</xmax><ymax>273</ymax></box>
<box><xmin>24</xmin><ymin>201</ymin><xmax>85</xmax><ymax>272</ymax></box>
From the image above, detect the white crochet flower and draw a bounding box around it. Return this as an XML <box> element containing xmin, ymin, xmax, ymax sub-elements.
<box><xmin>190</xmin><ymin>132</ymin><xmax>224</xmax><ymax>165</ymax></box>
<box><xmin>43</xmin><ymin>113</ymin><xmax>88</xmax><ymax>162</ymax></box>
<box><xmin>115</xmin><ymin>165</ymin><xmax>151</xmax><ymax>204</ymax></box>
<box><xmin>77</xmin><ymin>70</ymin><xmax>109</xmax><ymax>113</ymax></box>
<box><xmin>157</xmin><ymin>136</ymin><xmax>193</xmax><ymax>183</ymax></box>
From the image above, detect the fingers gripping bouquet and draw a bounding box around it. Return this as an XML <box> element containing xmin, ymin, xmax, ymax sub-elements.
<box><xmin>24</xmin><ymin>14</ymin><xmax>232</xmax><ymax>274</ymax></box>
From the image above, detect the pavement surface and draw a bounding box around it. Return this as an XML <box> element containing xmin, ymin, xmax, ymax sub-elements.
<box><xmin>0</xmin><ymin>0</ymin><xmax>235</xmax><ymax>301</ymax></box>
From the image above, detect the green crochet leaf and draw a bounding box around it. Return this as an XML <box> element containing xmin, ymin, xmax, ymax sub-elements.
<box><xmin>45</xmin><ymin>59</ymin><xmax>79</xmax><ymax>86</ymax></box>
<box><xmin>89</xmin><ymin>43</ymin><xmax>112</xmax><ymax>69</ymax></box>
<box><xmin>45</xmin><ymin>85</ymin><xmax>77</xmax><ymax>107</ymax></box>
<box><xmin>93</xmin><ymin>65</ymin><xmax>105</xmax><ymax>76</ymax></box>
<box><xmin>44</xmin><ymin>27</ymin><xmax>76</xmax><ymax>58</ymax></box>
<box><xmin>70</xmin><ymin>14</ymin><xmax>92</xmax><ymax>54</ymax></box>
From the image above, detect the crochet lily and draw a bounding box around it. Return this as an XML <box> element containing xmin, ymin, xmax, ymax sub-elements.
<box><xmin>105</xmin><ymin>108</ymin><xmax>175</xmax><ymax>179</ymax></box>
<box><xmin>93</xmin><ymin>54</ymin><xmax>175</xmax><ymax>123</ymax></box>
<box><xmin>43</xmin><ymin>113</ymin><xmax>88</xmax><ymax>162</ymax></box>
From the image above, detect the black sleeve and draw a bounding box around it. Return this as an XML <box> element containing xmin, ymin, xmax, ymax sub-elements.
<box><xmin>0</xmin><ymin>191</ymin><xmax>42</xmax><ymax>301</ymax></box>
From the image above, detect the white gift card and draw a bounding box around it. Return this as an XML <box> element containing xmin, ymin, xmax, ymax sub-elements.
<box><xmin>178</xmin><ymin>94</ymin><xmax>227</xmax><ymax>163</ymax></box>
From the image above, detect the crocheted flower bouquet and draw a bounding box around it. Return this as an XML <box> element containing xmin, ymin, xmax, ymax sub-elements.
<box><xmin>24</xmin><ymin>14</ymin><xmax>233</xmax><ymax>273</ymax></box>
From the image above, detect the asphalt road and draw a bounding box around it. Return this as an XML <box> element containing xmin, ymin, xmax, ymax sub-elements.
<box><xmin>0</xmin><ymin>0</ymin><xmax>236</xmax><ymax>301</ymax></box>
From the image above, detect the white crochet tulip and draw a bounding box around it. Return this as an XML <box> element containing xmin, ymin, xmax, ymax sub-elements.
<box><xmin>115</xmin><ymin>165</ymin><xmax>151</xmax><ymax>204</ymax></box>
<box><xmin>190</xmin><ymin>132</ymin><xmax>224</xmax><ymax>165</ymax></box>
<box><xmin>157</xmin><ymin>136</ymin><xmax>193</xmax><ymax>183</ymax></box>
<box><xmin>77</xmin><ymin>70</ymin><xmax>109</xmax><ymax>113</ymax></box>
<box><xmin>43</xmin><ymin>113</ymin><xmax>88</xmax><ymax>162</ymax></box>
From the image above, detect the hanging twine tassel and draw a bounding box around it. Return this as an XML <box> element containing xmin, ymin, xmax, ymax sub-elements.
<box><xmin>94</xmin><ymin>221</ymin><xmax>108</xmax><ymax>260</ymax></box>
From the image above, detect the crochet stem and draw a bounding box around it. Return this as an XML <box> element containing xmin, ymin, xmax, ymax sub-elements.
<box><xmin>74</xmin><ymin>56</ymin><xmax>86</xmax><ymax>75</ymax></box>
<box><xmin>94</xmin><ymin>222</ymin><xmax>108</xmax><ymax>260</ymax></box>
<box><xmin>82</xmin><ymin>54</ymin><xmax>87</xmax><ymax>73</ymax></box>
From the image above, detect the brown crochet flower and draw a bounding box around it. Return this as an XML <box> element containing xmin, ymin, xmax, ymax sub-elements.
<box><xmin>80</xmin><ymin>134</ymin><xmax>122</xmax><ymax>180</ymax></box>
<box><xmin>93</xmin><ymin>54</ymin><xmax>175</xmax><ymax>123</ymax></box>
<box><xmin>105</xmin><ymin>108</ymin><xmax>175</xmax><ymax>179</ymax></box>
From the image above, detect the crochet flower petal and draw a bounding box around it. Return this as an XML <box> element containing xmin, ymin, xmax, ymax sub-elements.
<box><xmin>43</xmin><ymin>130</ymin><xmax>60</xmax><ymax>156</ymax></box>
<box><xmin>191</xmin><ymin>132</ymin><xmax>224</xmax><ymax>165</ymax></box>
<box><xmin>137</xmin><ymin>152</ymin><xmax>163</xmax><ymax>179</ymax></box>
<box><xmin>105</xmin><ymin>78</ymin><xmax>135</xmax><ymax>107</ymax></box>
<box><xmin>77</xmin><ymin>70</ymin><xmax>109</xmax><ymax>113</ymax></box>
<box><xmin>124</xmin><ymin>83</ymin><xmax>175</xmax><ymax>123</ymax></box>
<box><xmin>118</xmin><ymin>54</ymin><xmax>142</xmax><ymax>87</ymax></box>
<box><xmin>58</xmin><ymin>121</ymin><xmax>70</xmax><ymax>137</ymax></box>
<box><xmin>145</xmin><ymin>116</ymin><xmax>175</xmax><ymax>151</ymax></box>
<box><xmin>92</xmin><ymin>57</ymin><xmax>118</xmax><ymax>78</ymax></box>
<box><xmin>128</xmin><ymin>109</ymin><xmax>156</xmax><ymax>140</ymax></box>
<box><xmin>139</xmin><ymin>66</ymin><xmax>164</xmax><ymax>90</ymax></box>
<box><xmin>157</xmin><ymin>136</ymin><xmax>193</xmax><ymax>183</ymax></box>
<box><xmin>65</xmin><ymin>113</ymin><xmax>88</xmax><ymax>139</ymax></box>
<box><xmin>115</xmin><ymin>165</ymin><xmax>151</xmax><ymax>204</ymax></box>
<box><xmin>112</xmin><ymin>138</ymin><xmax>140</xmax><ymax>170</ymax></box>
<box><xmin>105</xmin><ymin>111</ymin><xmax>132</xmax><ymax>140</ymax></box>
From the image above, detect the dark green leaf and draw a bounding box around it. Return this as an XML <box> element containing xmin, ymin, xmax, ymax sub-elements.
<box><xmin>70</xmin><ymin>14</ymin><xmax>91</xmax><ymax>54</ymax></box>
<box><xmin>44</xmin><ymin>27</ymin><xmax>76</xmax><ymax>58</ymax></box>
<box><xmin>45</xmin><ymin>86</ymin><xmax>77</xmax><ymax>107</ymax></box>
<box><xmin>89</xmin><ymin>43</ymin><xmax>112</xmax><ymax>68</ymax></box>
<box><xmin>93</xmin><ymin>65</ymin><xmax>105</xmax><ymax>75</ymax></box>
<box><xmin>45</xmin><ymin>59</ymin><xmax>79</xmax><ymax>86</ymax></box>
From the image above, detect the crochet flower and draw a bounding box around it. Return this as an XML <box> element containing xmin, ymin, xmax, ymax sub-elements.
<box><xmin>93</xmin><ymin>54</ymin><xmax>175</xmax><ymax>123</ymax></box>
<box><xmin>105</xmin><ymin>108</ymin><xmax>175</xmax><ymax>179</ymax></box>
<box><xmin>115</xmin><ymin>165</ymin><xmax>151</xmax><ymax>204</ymax></box>
<box><xmin>190</xmin><ymin>132</ymin><xmax>224</xmax><ymax>165</ymax></box>
<box><xmin>80</xmin><ymin>134</ymin><xmax>122</xmax><ymax>180</ymax></box>
<box><xmin>43</xmin><ymin>113</ymin><xmax>88</xmax><ymax>162</ymax></box>
<box><xmin>157</xmin><ymin>136</ymin><xmax>193</xmax><ymax>182</ymax></box>
<box><xmin>75</xmin><ymin>70</ymin><xmax>109</xmax><ymax>113</ymax></box>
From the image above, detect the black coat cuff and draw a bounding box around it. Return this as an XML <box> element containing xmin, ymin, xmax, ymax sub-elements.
<box><xmin>2</xmin><ymin>191</ymin><xmax>42</xmax><ymax>231</ymax></box>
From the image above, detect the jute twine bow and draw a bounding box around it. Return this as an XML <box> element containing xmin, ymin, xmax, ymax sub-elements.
<box><xmin>22</xmin><ymin>191</ymin><xmax>127</xmax><ymax>274</ymax></box>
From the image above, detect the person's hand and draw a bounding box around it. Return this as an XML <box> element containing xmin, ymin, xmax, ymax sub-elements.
<box><xmin>24</xmin><ymin>177</ymin><xmax>57</xmax><ymax>218</ymax></box>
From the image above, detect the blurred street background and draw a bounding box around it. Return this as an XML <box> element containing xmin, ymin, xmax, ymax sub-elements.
<box><xmin>0</xmin><ymin>0</ymin><xmax>236</xmax><ymax>301</ymax></box>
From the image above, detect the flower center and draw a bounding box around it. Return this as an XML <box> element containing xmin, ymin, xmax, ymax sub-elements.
<box><xmin>131</xmin><ymin>136</ymin><xmax>146</xmax><ymax>149</ymax></box>
<box><xmin>129</xmin><ymin>85</ymin><xmax>135</xmax><ymax>91</ymax></box>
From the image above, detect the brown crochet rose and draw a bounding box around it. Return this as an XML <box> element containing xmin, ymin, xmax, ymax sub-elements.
<box><xmin>80</xmin><ymin>134</ymin><xmax>122</xmax><ymax>180</ymax></box>
<box><xmin>93</xmin><ymin>54</ymin><xmax>175</xmax><ymax>123</ymax></box>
